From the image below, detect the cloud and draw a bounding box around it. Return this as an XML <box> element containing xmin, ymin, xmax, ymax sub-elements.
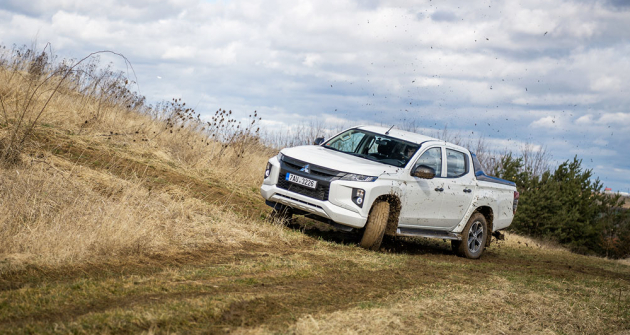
<box><xmin>590</xmin><ymin>76</ymin><xmax>622</xmax><ymax>92</ymax></box>
<box><xmin>575</xmin><ymin>112</ymin><xmax>630</xmax><ymax>126</ymax></box>
<box><xmin>531</xmin><ymin>116</ymin><xmax>562</xmax><ymax>128</ymax></box>
<box><xmin>575</xmin><ymin>114</ymin><xmax>593</xmax><ymax>125</ymax></box>
<box><xmin>430</xmin><ymin>10</ymin><xmax>458</xmax><ymax>22</ymax></box>
<box><xmin>1</xmin><ymin>0</ymin><xmax>630</xmax><ymax>191</ymax></box>
<box><xmin>597</xmin><ymin>112</ymin><xmax>630</xmax><ymax>125</ymax></box>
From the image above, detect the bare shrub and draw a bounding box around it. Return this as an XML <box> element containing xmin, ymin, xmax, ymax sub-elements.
<box><xmin>0</xmin><ymin>44</ymin><xmax>274</xmax><ymax>183</ymax></box>
<box><xmin>520</xmin><ymin>142</ymin><xmax>551</xmax><ymax>177</ymax></box>
<box><xmin>260</xmin><ymin>119</ymin><xmax>350</xmax><ymax>150</ymax></box>
<box><xmin>0</xmin><ymin>45</ymin><xmax>141</xmax><ymax>165</ymax></box>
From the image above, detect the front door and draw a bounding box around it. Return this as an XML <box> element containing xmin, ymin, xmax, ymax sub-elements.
<box><xmin>398</xmin><ymin>146</ymin><xmax>446</xmax><ymax>228</ymax></box>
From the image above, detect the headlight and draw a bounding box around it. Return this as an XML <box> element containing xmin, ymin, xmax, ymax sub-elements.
<box><xmin>341</xmin><ymin>174</ymin><xmax>378</xmax><ymax>182</ymax></box>
<box><xmin>264</xmin><ymin>162</ymin><xmax>272</xmax><ymax>178</ymax></box>
<box><xmin>277</xmin><ymin>152</ymin><xmax>284</xmax><ymax>162</ymax></box>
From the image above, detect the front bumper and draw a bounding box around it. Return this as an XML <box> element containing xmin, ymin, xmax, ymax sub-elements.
<box><xmin>260</xmin><ymin>184</ymin><xmax>368</xmax><ymax>228</ymax></box>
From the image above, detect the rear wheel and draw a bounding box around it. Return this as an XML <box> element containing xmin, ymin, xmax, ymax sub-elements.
<box><xmin>360</xmin><ymin>201</ymin><xmax>390</xmax><ymax>251</ymax></box>
<box><xmin>452</xmin><ymin>212</ymin><xmax>487</xmax><ymax>259</ymax></box>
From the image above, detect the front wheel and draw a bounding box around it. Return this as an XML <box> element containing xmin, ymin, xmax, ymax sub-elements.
<box><xmin>452</xmin><ymin>212</ymin><xmax>488</xmax><ymax>259</ymax></box>
<box><xmin>360</xmin><ymin>201</ymin><xmax>390</xmax><ymax>251</ymax></box>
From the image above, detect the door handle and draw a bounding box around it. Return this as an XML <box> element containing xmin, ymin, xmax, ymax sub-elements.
<box><xmin>463</xmin><ymin>189</ymin><xmax>472</xmax><ymax>193</ymax></box>
<box><xmin>434</xmin><ymin>187</ymin><xmax>444</xmax><ymax>192</ymax></box>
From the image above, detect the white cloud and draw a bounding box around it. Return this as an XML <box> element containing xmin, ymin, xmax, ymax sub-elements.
<box><xmin>597</xmin><ymin>112</ymin><xmax>630</xmax><ymax>125</ymax></box>
<box><xmin>1</xmin><ymin>0</ymin><xmax>630</xmax><ymax>191</ymax></box>
<box><xmin>302</xmin><ymin>54</ymin><xmax>322</xmax><ymax>67</ymax></box>
<box><xmin>531</xmin><ymin>116</ymin><xmax>562</xmax><ymax>128</ymax></box>
<box><xmin>575</xmin><ymin>114</ymin><xmax>593</xmax><ymax>125</ymax></box>
<box><xmin>590</xmin><ymin>76</ymin><xmax>622</xmax><ymax>92</ymax></box>
<box><xmin>574</xmin><ymin>112</ymin><xmax>630</xmax><ymax>127</ymax></box>
<box><xmin>513</xmin><ymin>93</ymin><xmax>601</xmax><ymax>106</ymax></box>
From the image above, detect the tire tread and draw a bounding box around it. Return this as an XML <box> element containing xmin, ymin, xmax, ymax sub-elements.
<box><xmin>360</xmin><ymin>201</ymin><xmax>390</xmax><ymax>251</ymax></box>
<box><xmin>453</xmin><ymin>212</ymin><xmax>487</xmax><ymax>259</ymax></box>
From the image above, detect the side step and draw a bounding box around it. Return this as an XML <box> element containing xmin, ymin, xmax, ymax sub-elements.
<box><xmin>396</xmin><ymin>228</ymin><xmax>462</xmax><ymax>241</ymax></box>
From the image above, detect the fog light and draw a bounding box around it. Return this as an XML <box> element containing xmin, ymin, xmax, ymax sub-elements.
<box><xmin>264</xmin><ymin>162</ymin><xmax>272</xmax><ymax>178</ymax></box>
<box><xmin>352</xmin><ymin>188</ymin><xmax>365</xmax><ymax>208</ymax></box>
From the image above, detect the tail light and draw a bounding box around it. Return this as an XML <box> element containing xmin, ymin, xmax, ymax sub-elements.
<box><xmin>513</xmin><ymin>191</ymin><xmax>520</xmax><ymax>214</ymax></box>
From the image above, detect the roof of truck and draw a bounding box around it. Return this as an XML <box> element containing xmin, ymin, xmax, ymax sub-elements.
<box><xmin>355</xmin><ymin>125</ymin><xmax>441</xmax><ymax>145</ymax></box>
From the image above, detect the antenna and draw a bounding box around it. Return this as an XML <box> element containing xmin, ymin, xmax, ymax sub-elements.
<box><xmin>385</xmin><ymin>125</ymin><xmax>395</xmax><ymax>135</ymax></box>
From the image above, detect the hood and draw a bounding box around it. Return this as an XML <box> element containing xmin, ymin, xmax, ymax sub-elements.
<box><xmin>281</xmin><ymin>145</ymin><xmax>404</xmax><ymax>177</ymax></box>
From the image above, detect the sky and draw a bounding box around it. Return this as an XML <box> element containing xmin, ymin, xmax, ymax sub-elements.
<box><xmin>1</xmin><ymin>0</ymin><xmax>629</xmax><ymax>192</ymax></box>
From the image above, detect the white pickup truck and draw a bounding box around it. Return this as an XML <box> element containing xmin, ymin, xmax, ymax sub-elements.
<box><xmin>261</xmin><ymin>125</ymin><xmax>519</xmax><ymax>258</ymax></box>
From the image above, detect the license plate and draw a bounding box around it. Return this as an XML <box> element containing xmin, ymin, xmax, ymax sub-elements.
<box><xmin>286</xmin><ymin>173</ymin><xmax>317</xmax><ymax>189</ymax></box>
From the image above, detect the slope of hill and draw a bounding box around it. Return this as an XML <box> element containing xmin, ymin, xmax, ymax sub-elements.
<box><xmin>1</xmin><ymin>49</ymin><xmax>629</xmax><ymax>334</ymax></box>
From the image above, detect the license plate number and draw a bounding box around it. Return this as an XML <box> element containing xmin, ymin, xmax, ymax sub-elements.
<box><xmin>286</xmin><ymin>173</ymin><xmax>317</xmax><ymax>189</ymax></box>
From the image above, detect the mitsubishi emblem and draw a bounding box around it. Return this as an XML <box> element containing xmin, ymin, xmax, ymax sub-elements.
<box><xmin>300</xmin><ymin>164</ymin><xmax>310</xmax><ymax>174</ymax></box>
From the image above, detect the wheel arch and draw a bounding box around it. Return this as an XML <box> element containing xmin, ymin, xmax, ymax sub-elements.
<box><xmin>473</xmin><ymin>206</ymin><xmax>494</xmax><ymax>247</ymax></box>
<box><xmin>371</xmin><ymin>194</ymin><xmax>401</xmax><ymax>236</ymax></box>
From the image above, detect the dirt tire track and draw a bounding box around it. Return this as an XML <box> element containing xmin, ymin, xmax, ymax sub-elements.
<box><xmin>1</xmin><ymin>255</ymin><xmax>449</xmax><ymax>331</ymax></box>
<box><xmin>40</xmin><ymin>133</ymin><xmax>267</xmax><ymax>219</ymax></box>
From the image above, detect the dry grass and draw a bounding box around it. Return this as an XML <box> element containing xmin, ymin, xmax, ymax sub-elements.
<box><xmin>0</xmin><ymin>152</ymin><xmax>298</xmax><ymax>268</ymax></box>
<box><xmin>282</xmin><ymin>280</ymin><xmax>622</xmax><ymax>335</ymax></box>
<box><xmin>0</xmin><ymin>46</ymin><xmax>279</xmax><ymax>266</ymax></box>
<box><xmin>1</xmin><ymin>47</ymin><xmax>629</xmax><ymax>335</ymax></box>
<box><xmin>501</xmin><ymin>231</ymin><xmax>568</xmax><ymax>252</ymax></box>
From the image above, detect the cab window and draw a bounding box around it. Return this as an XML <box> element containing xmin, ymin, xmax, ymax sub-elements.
<box><xmin>446</xmin><ymin>149</ymin><xmax>468</xmax><ymax>178</ymax></box>
<box><xmin>413</xmin><ymin>147</ymin><xmax>442</xmax><ymax>177</ymax></box>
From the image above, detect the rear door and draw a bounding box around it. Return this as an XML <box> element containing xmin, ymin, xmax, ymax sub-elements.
<box><xmin>439</xmin><ymin>148</ymin><xmax>476</xmax><ymax>229</ymax></box>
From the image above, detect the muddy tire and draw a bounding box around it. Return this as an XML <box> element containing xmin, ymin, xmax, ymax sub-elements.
<box><xmin>360</xmin><ymin>201</ymin><xmax>390</xmax><ymax>251</ymax></box>
<box><xmin>452</xmin><ymin>212</ymin><xmax>488</xmax><ymax>259</ymax></box>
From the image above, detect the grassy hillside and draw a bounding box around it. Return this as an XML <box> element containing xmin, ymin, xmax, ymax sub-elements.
<box><xmin>1</xmin><ymin>48</ymin><xmax>629</xmax><ymax>334</ymax></box>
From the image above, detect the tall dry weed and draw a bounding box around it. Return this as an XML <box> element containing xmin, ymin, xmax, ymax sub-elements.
<box><xmin>0</xmin><ymin>159</ymin><xmax>297</xmax><ymax>266</ymax></box>
<box><xmin>0</xmin><ymin>44</ymin><xmax>275</xmax><ymax>180</ymax></box>
<box><xmin>0</xmin><ymin>46</ymin><xmax>143</xmax><ymax>164</ymax></box>
<box><xmin>0</xmin><ymin>44</ymin><xmax>285</xmax><ymax>266</ymax></box>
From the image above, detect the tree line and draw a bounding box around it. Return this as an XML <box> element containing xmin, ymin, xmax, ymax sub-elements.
<box><xmin>493</xmin><ymin>154</ymin><xmax>630</xmax><ymax>259</ymax></box>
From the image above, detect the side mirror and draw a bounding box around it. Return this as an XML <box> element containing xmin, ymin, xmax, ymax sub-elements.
<box><xmin>313</xmin><ymin>137</ymin><xmax>325</xmax><ymax>145</ymax></box>
<box><xmin>412</xmin><ymin>165</ymin><xmax>436</xmax><ymax>179</ymax></box>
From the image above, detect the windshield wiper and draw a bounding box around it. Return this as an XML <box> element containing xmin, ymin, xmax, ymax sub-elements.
<box><xmin>322</xmin><ymin>146</ymin><xmax>343</xmax><ymax>152</ymax></box>
<box><xmin>346</xmin><ymin>152</ymin><xmax>386</xmax><ymax>163</ymax></box>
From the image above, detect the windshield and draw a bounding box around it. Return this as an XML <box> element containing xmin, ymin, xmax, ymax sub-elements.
<box><xmin>323</xmin><ymin>129</ymin><xmax>420</xmax><ymax>168</ymax></box>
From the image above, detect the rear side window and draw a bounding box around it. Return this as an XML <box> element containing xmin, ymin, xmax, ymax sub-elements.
<box><xmin>414</xmin><ymin>147</ymin><xmax>442</xmax><ymax>177</ymax></box>
<box><xmin>446</xmin><ymin>149</ymin><xmax>468</xmax><ymax>178</ymax></box>
<box><xmin>471</xmin><ymin>153</ymin><xmax>483</xmax><ymax>176</ymax></box>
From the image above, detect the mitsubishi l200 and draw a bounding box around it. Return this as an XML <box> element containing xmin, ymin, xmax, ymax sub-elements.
<box><xmin>261</xmin><ymin>126</ymin><xmax>518</xmax><ymax>259</ymax></box>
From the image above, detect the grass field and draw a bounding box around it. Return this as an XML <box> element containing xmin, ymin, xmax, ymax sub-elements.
<box><xmin>1</xmin><ymin>127</ymin><xmax>629</xmax><ymax>334</ymax></box>
<box><xmin>1</xmin><ymin>50</ymin><xmax>629</xmax><ymax>334</ymax></box>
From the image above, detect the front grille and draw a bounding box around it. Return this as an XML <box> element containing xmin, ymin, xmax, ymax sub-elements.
<box><xmin>277</xmin><ymin>170</ymin><xmax>330</xmax><ymax>201</ymax></box>
<box><xmin>281</xmin><ymin>156</ymin><xmax>346</xmax><ymax>178</ymax></box>
<box><xmin>283</xmin><ymin>160</ymin><xmax>304</xmax><ymax>170</ymax></box>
